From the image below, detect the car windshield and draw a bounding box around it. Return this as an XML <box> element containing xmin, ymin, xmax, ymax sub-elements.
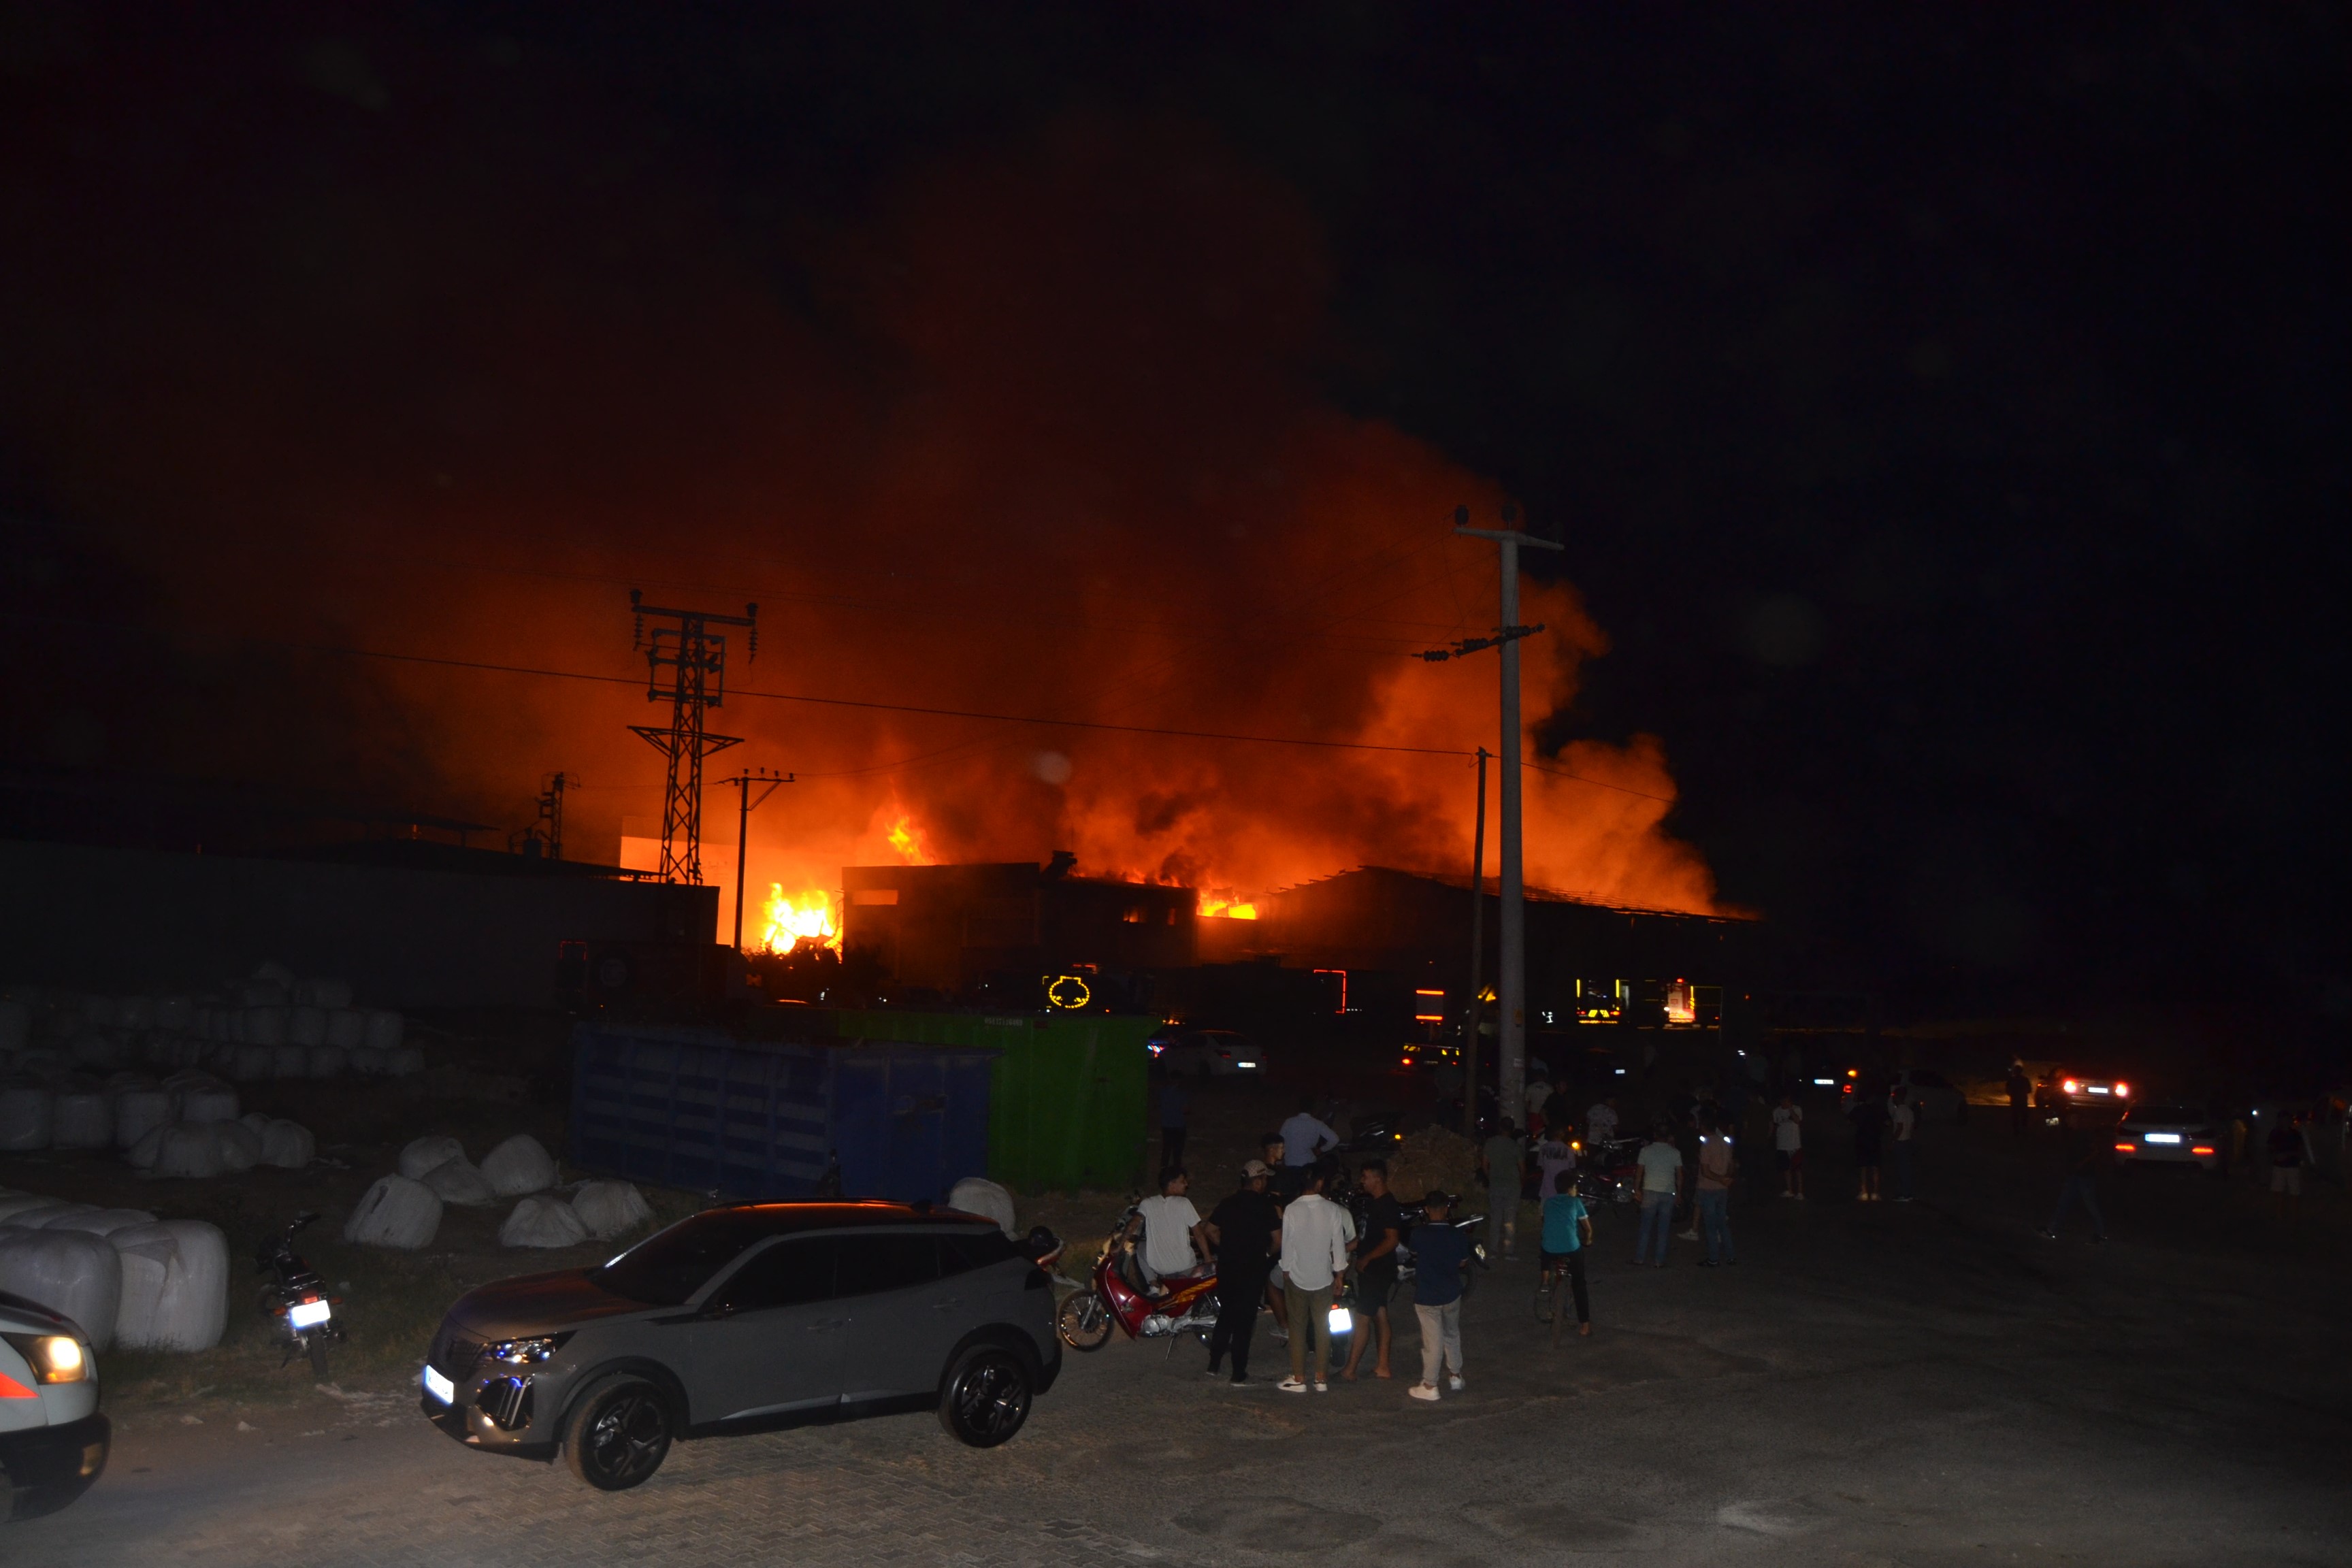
<box><xmin>2129</xmin><ymin>1105</ymin><xmax>2206</xmax><ymax>1124</ymax></box>
<box><xmin>589</xmin><ymin>1209</ymin><xmax>777</xmax><ymax>1305</ymax></box>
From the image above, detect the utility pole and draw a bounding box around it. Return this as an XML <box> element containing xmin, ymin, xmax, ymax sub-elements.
<box><xmin>720</xmin><ymin>767</ymin><xmax>794</xmax><ymax>951</ymax></box>
<box><xmin>530</xmin><ymin>772</ymin><xmax>568</xmax><ymax>859</ymax></box>
<box><xmin>1439</xmin><ymin>504</ymin><xmax>1563</xmax><ymax>1124</ymax></box>
<box><xmin>1463</xmin><ymin>746</ymin><xmax>1488</xmax><ymax>1138</ymax></box>
<box><xmin>627</xmin><ymin>589</ymin><xmax>757</xmax><ymax>886</ymax></box>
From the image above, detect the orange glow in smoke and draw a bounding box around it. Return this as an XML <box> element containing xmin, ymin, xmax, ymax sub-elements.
<box><xmin>760</xmin><ymin>885</ymin><xmax>840</xmax><ymax>953</ymax></box>
<box><xmin>885</xmin><ymin>814</ymin><xmax>932</xmax><ymax>866</ymax></box>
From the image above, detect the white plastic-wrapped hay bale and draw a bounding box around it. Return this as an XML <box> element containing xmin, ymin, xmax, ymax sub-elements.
<box><xmin>570</xmin><ymin>1180</ymin><xmax>653</xmax><ymax>1240</ymax></box>
<box><xmin>0</xmin><ymin>1192</ymin><xmax>56</xmax><ymax>1223</ymax></box>
<box><xmin>86</xmin><ymin>996</ymin><xmax>121</xmax><ymax>1029</ymax></box>
<box><xmin>350</xmin><ymin>1045</ymin><xmax>385</xmax><ymax>1076</ymax></box>
<box><xmin>421</xmin><ymin>1156</ymin><xmax>496</xmax><ymax>1207</ymax></box>
<box><xmin>0</xmin><ymin>1000</ymin><xmax>28</xmax><ymax>1051</ymax></box>
<box><xmin>231</xmin><ymin>1043</ymin><xmax>274</xmax><ymax>1082</ymax></box>
<box><xmin>114</xmin><ymin>1088</ymin><xmax>177</xmax><ymax>1149</ymax></box>
<box><xmin>125</xmin><ymin>1124</ymin><xmax>167</xmax><ymax>1171</ymax></box>
<box><xmin>108</xmin><ymin>1218</ymin><xmax>229</xmax><ymax>1350</ymax></box>
<box><xmin>69</xmin><ymin>1032</ymin><xmax>122</xmax><ymax>1071</ymax></box>
<box><xmin>244</xmin><ymin>1004</ymin><xmax>291</xmax><ymax>1046</ymax></box>
<box><xmin>41</xmin><ymin>1206</ymin><xmax>155</xmax><ymax>1239</ymax></box>
<box><xmin>118</xmin><ymin>996</ymin><xmax>156</xmax><ymax>1030</ymax></box>
<box><xmin>213</xmin><ymin>1120</ymin><xmax>261</xmax><ymax>1172</ymax></box>
<box><xmin>326</xmin><ymin>1009</ymin><xmax>367</xmax><ymax>1050</ymax></box>
<box><xmin>112</xmin><ymin>1230</ymin><xmax>175</xmax><ymax>1350</ymax></box>
<box><xmin>155</xmin><ymin>996</ymin><xmax>196</xmax><ymax>1032</ymax></box>
<box><xmin>500</xmin><ymin>1194</ymin><xmax>588</xmax><ymax>1250</ymax></box>
<box><xmin>0</xmin><ymin>1085</ymin><xmax>54</xmax><ymax>1151</ymax></box>
<box><xmin>299</xmin><ymin>978</ymin><xmax>355</xmax><ymax>1011</ymax></box>
<box><xmin>150</xmin><ymin>1123</ymin><xmax>225</xmax><ymax>1179</ymax></box>
<box><xmin>399</xmin><ymin>1135</ymin><xmax>465</xmax><ymax>1180</ymax></box>
<box><xmin>948</xmin><ymin>1177</ymin><xmax>1018</xmax><ymax>1237</ymax></box>
<box><xmin>364</xmin><ymin>1009</ymin><xmax>404</xmax><ymax>1051</ymax></box>
<box><xmin>288</xmin><ymin>1006</ymin><xmax>327</xmax><ymax>1048</ymax></box>
<box><xmin>345</xmin><ymin>1175</ymin><xmax>440</xmax><ymax>1250</ymax></box>
<box><xmin>481</xmin><ymin>1134</ymin><xmax>558</xmax><ymax>1197</ymax></box>
<box><xmin>0</xmin><ymin>1228</ymin><xmax>121</xmax><ymax>1349</ymax></box>
<box><xmin>306</xmin><ymin>1045</ymin><xmax>346</xmax><ymax>1079</ymax></box>
<box><xmin>50</xmin><ymin>1091</ymin><xmax>112</xmax><ymax>1149</ymax></box>
<box><xmin>179</xmin><ymin>1082</ymin><xmax>238</xmax><ymax>1124</ymax></box>
<box><xmin>252</xmin><ymin>959</ymin><xmax>295</xmax><ymax>988</ymax></box>
<box><xmin>270</xmin><ymin>1044</ymin><xmax>308</xmax><ymax>1080</ymax></box>
<box><xmin>260</xmin><ymin>1119</ymin><xmax>314</xmax><ymax>1169</ymax></box>
<box><xmin>3</xmin><ymin>1204</ymin><xmax>96</xmax><ymax>1231</ymax></box>
<box><xmin>385</xmin><ymin>1045</ymin><xmax>424</xmax><ymax>1077</ymax></box>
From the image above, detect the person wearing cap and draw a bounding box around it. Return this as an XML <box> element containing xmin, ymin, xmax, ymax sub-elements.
<box><xmin>1203</xmin><ymin>1160</ymin><xmax>1281</xmax><ymax>1384</ymax></box>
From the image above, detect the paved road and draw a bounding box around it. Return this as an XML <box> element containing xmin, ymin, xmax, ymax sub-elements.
<box><xmin>25</xmin><ymin>1124</ymin><xmax>2351</xmax><ymax>1566</ymax></box>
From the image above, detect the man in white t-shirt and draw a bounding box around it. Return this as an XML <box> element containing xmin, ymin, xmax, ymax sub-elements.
<box><xmin>1275</xmin><ymin>1164</ymin><xmax>1353</xmax><ymax>1392</ymax></box>
<box><xmin>1771</xmin><ymin>1092</ymin><xmax>1805</xmax><ymax>1198</ymax></box>
<box><xmin>1131</xmin><ymin>1168</ymin><xmax>1209</xmax><ymax>1283</ymax></box>
<box><xmin>1887</xmin><ymin>1087</ymin><xmax>1918</xmax><ymax>1203</ymax></box>
<box><xmin>1633</xmin><ymin>1124</ymin><xmax>1682</xmax><ymax>1268</ymax></box>
<box><xmin>1588</xmin><ymin>1096</ymin><xmax>1620</xmax><ymax>1149</ymax></box>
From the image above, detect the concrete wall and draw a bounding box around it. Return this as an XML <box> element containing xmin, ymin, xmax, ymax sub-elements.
<box><xmin>0</xmin><ymin>838</ymin><xmax>717</xmax><ymax>1008</ymax></box>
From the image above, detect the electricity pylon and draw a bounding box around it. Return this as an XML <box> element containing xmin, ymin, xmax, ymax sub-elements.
<box><xmin>627</xmin><ymin>589</ymin><xmax>757</xmax><ymax>885</ymax></box>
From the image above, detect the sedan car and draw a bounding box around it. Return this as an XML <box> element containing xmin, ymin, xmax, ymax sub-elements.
<box><xmin>1149</xmin><ymin>1028</ymin><xmax>1265</xmax><ymax>1078</ymax></box>
<box><xmin>0</xmin><ymin>1293</ymin><xmax>110</xmax><ymax>1521</ymax></box>
<box><xmin>2115</xmin><ymin>1103</ymin><xmax>2223</xmax><ymax>1172</ymax></box>
<box><xmin>420</xmin><ymin>1201</ymin><xmax>1058</xmax><ymax>1490</ymax></box>
<box><xmin>2038</xmin><ymin>1068</ymin><xmax>2135</xmax><ymax>1111</ymax></box>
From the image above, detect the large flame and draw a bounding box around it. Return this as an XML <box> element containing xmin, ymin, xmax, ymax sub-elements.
<box><xmin>1198</xmin><ymin>894</ymin><xmax>1258</xmax><ymax>920</ymax></box>
<box><xmin>885</xmin><ymin>813</ymin><xmax>932</xmax><ymax>866</ymax></box>
<box><xmin>759</xmin><ymin>885</ymin><xmax>839</xmax><ymax>954</ymax></box>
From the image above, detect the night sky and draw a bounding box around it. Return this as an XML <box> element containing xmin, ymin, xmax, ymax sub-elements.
<box><xmin>2</xmin><ymin>5</ymin><xmax>2343</xmax><ymax>1050</ymax></box>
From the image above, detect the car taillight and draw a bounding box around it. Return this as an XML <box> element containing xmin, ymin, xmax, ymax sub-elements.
<box><xmin>2114</xmin><ymin>1082</ymin><xmax>2129</xmax><ymax>1098</ymax></box>
<box><xmin>2114</xmin><ymin>1143</ymin><xmax>2134</xmax><ymax>1154</ymax></box>
<box><xmin>2191</xmin><ymin>1145</ymin><xmax>2215</xmax><ymax>1156</ymax></box>
<box><xmin>2063</xmin><ymin>1079</ymin><xmax>2080</xmax><ymax>1094</ymax></box>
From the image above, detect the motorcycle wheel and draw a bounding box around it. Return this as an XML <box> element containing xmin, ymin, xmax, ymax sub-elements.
<box><xmin>1056</xmin><ymin>1290</ymin><xmax>1113</xmax><ymax>1352</ymax></box>
<box><xmin>307</xmin><ymin>1335</ymin><xmax>331</xmax><ymax>1380</ymax></box>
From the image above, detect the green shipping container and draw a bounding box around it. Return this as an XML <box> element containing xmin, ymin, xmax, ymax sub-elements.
<box><xmin>827</xmin><ymin>1010</ymin><xmax>1149</xmax><ymax>1193</ymax></box>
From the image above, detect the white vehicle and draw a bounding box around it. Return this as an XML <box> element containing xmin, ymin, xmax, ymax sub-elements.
<box><xmin>1149</xmin><ymin>1029</ymin><xmax>1266</xmax><ymax>1079</ymax></box>
<box><xmin>2116</xmin><ymin>1103</ymin><xmax>2224</xmax><ymax>1173</ymax></box>
<box><xmin>0</xmin><ymin>1293</ymin><xmax>109</xmax><ymax>1520</ymax></box>
<box><xmin>1893</xmin><ymin>1069</ymin><xmax>1968</xmax><ymax>1125</ymax></box>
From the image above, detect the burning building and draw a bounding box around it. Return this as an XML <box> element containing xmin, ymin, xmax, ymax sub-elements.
<box><xmin>840</xmin><ymin>855</ymin><xmax>1195</xmax><ymax>1009</ymax></box>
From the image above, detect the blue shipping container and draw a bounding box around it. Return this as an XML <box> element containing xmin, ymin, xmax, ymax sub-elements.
<box><xmin>570</xmin><ymin>1024</ymin><xmax>997</xmax><ymax>1203</ymax></box>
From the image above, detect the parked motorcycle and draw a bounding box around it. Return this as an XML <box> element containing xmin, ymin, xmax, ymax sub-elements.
<box><xmin>1055</xmin><ymin>1202</ymin><xmax>1220</xmax><ymax>1354</ymax></box>
<box><xmin>256</xmin><ymin>1212</ymin><xmax>344</xmax><ymax>1378</ymax></box>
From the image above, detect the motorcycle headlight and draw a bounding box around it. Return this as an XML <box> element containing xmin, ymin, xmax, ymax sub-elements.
<box><xmin>3</xmin><ymin>1333</ymin><xmax>91</xmax><ymax>1384</ymax></box>
<box><xmin>487</xmin><ymin>1333</ymin><xmax>573</xmax><ymax>1365</ymax></box>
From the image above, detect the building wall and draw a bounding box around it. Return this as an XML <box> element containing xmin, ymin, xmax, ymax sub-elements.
<box><xmin>841</xmin><ymin>863</ymin><xmax>1196</xmax><ymax>994</ymax></box>
<box><xmin>0</xmin><ymin>838</ymin><xmax>717</xmax><ymax>1008</ymax></box>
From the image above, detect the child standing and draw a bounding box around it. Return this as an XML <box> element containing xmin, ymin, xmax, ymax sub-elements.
<box><xmin>1772</xmin><ymin>1093</ymin><xmax>1804</xmax><ymax>1198</ymax></box>
<box><xmin>1405</xmin><ymin>1192</ymin><xmax>1471</xmax><ymax>1401</ymax></box>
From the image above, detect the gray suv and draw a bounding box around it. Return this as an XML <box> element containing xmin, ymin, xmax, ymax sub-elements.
<box><xmin>419</xmin><ymin>1201</ymin><xmax>1059</xmax><ymax>1489</ymax></box>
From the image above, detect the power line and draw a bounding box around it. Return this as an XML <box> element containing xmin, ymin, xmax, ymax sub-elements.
<box><xmin>0</xmin><ymin>610</ymin><xmax>1680</xmax><ymax>801</ymax></box>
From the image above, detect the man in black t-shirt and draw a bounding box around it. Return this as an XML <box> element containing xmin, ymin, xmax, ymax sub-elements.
<box><xmin>1342</xmin><ymin>1159</ymin><xmax>1405</xmax><ymax>1382</ymax></box>
<box><xmin>1203</xmin><ymin>1161</ymin><xmax>1281</xmax><ymax>1384</ymax></box>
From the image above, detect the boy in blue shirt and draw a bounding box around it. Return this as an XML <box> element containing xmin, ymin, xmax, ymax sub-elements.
<box><xmin>1538</xmin><ymin>1169</ymin><xmax>1592</xmax><ymax>1342</ymax></box>
<box><xmin>1405</xmin><ymin>1192</ymin><xmax>1471</xmax><ymax>1401</ymax></box>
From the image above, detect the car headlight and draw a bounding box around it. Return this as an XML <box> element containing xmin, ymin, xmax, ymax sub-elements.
<box><xmin>487</xmin><ymin>1333</ymin><xmax>573</xmax><ymax>1365</ymax></box>
<box><xmin>3</xmin><ymin>1333</ymin><xmax>91</xmax><ymax>1384</ymax></box>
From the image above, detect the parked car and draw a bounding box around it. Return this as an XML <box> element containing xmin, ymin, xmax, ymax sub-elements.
<box><xmin>2115</xmin><ymin>1102</ymin><xmax>2224</xmax><ymax>1173</ymax></box>
<box><xmin>0</xmin><ymin>1293</ymin><xmax>110</xmax><ymax>1521</ymax></box>
<box><xmin>1893</xmin><ymin>1068</ymin><xmax>1967</xmax><ymax>1125</ymax></box>
<box><xmin>1149</xmin><ymin>1028</ymin><xmax>1266</xmax><ymax>1078</ymax></box>
<box><xmin>420</xmin><ymin>1201</ymin><xmax>1059</xmax><ymax>1490</ymax></box>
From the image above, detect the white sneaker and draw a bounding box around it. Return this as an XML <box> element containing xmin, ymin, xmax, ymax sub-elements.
<box><xmin>1277</xmin><ymin>1377</ymin><xmax>1307</xmax><ymax>1394</ymax></box>
<box><xmin>1448</xmin><ymin>1374</ymin><xmax>1465</xmax><ymax>1392</ymax></box>
<box><xmin>1408</xmin><ymin>1383</ymin><xmax>1440</xmax><ymax>1402</ymax></box>
<box><xmin>1313</xmin><ymin>1380</ymin><xmax>1328</xmax><ymax>1393</ymax></box>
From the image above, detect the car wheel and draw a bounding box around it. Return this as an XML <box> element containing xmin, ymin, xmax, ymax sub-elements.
<box><xmin>1056</xmin><ymin>1290</ymin><xmax>1113</xmax><ymax>1351</ymax></box>
<box><xmin>563</xmin><ymin>1376</ymin><xmax>674</xmax><ymax>1491</ymax></box>
<box><xmin>938</xmin><ymin>1345</ymin><xmax>1034</xmax><ymax>1448</ymax></box>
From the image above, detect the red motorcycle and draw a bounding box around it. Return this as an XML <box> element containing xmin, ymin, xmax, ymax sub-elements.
<box><xmin>1055</xmin><ymin>1203</ymin><xmax>1222</xmax><ymax>1354</ymax></box>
